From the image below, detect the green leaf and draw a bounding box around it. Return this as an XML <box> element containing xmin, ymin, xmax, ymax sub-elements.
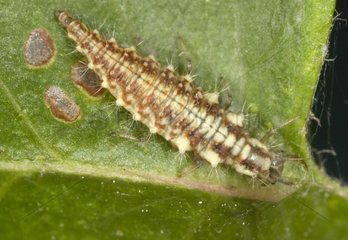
<box><xmin>1</xmin><ymin>0</ymin><xmax>346</xmax><ymax>239</ymax></box>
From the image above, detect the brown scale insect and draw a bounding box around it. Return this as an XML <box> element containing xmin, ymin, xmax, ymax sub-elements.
<box><xmin>56</xmin><ymin>11</ymin><xmax>286</xmax><ymax>183</ymax></box>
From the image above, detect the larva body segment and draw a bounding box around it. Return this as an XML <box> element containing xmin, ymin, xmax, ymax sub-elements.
<box><xmin>56</xmin><ymin>11</ymin><xmax>284</xmax><ymax>182</ymax></box>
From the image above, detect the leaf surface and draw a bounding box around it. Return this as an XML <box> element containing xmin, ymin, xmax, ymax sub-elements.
<box><xmin>1</xmin><ymin>1</ymin><xmax>347</xmax><ymax>239</ymax></box>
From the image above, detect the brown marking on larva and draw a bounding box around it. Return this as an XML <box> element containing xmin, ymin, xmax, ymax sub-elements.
<box><xmin>132</xmin><ymin>83</ymin><xmax>146</xmax><ymax>103</ymax></box>
<box><xmin>139</xmin><ymin>78</ymin><xmax>172</xmax><ymax>116</ymax></box>
<box><xmin>154</xmin><ymin>115</ymin><xmax>169</xmax><ymax>131</ymax></box>
<box><xmin>45</xmin><ymin>86</ymin><xmax>80</xmax><ymax>122</ymax></box>
<box><xmin>144</xmin><ymin>94</ymin><xmax>156</xmax><ymax>107</ymax></box>
<box><xmin>159</xmin><ymin>106</ymin><xmax>172</xmax><ymax>118</ymax></box>
<box><xmin>241</xmin><ymin>158</ymin><xmax>261</xmax><ymax>172</ymax></box>
<box><xmin>129</xmin><ymin>78</ymin><xmax>141</xmax><ymax>92</ymax></box>
<box><xmin>122</xmin><ymin>93</ymin><xmax>133</xmax><ymax>106</ymax></box>
<box><xmin>181</xmin><ymin>79</ymin><xmax>193</xmax><ymax>95</ymax></box>
<box><xmin>139</xmin><ymin>58</ymin><xmax>154</xmax><ymax>75</ymax></box>
<box><xmin>192</xmin><ymin>89</ymin><xmax>203</xmax><ymax>105</ymax></box>
<box><xmin>200</xmin><ymin>137</ymin><xmax>210</xmax><ymax>148</ymax></box>
<box><xmin>227</xmin><ymin>124</ymin><xmax>246</xmax><ymax>139</ymax></box>
<box><xmin>169</xmin><ymin>121</ymin><xmax>186</xmax><ymax>138</ymax></box>
<box><xmin>114</xmin><ymin>67</ymin><xmax>127</xmax><ymax>85</ymax></box>
<box><xmin>67</xmin><ymin>21</ymin><xmax>89</xmax><ymax>41</ymax></box>
<box><xmin>107</xmin><ymin>38</ymin><xmax>118</xmax><ymax>46</ymax></box>
<box><xmin>149</xmin><ymin>100</ymin><xmax>161</xmax><ymax>115</ymax></box>
<box><xmin>174</xmin><ymin>118</ymin><xmax>191</xmax><ymax>132</ymax></box>
<box><xmin>107</xmin><ymin>76</ymin><xmax>116</xmax><ymax>89</ymax></box>
<box><xmin>188</xmin><ymin>130</ymin><xmax>205</xmax><ymax>148</ymax></box>
<box><xmin>122</xmin><ymin>48</ymin><xmax>137</xmax><ymax>64</ymax></box>
<box><xmin>157</xmin><ymin>106</ymin><xmax>174</xmax><ymax>129</ymax></box>
<box><xmin>205</xmin><ymin>102</ymin><xmax>221</xmax><ymax>117</ymax></box>
<box><xmin>176</xmin><ymin>82</ymin><xmax>186</xmax><ymax>95</ymax></box>
<box><xmin>250</xmin><ymin>146</ymin><xmax>272</xmax><ymax>159</ymax></box>
<box><xmin>90</xmin><ymin>30</ymin><xmax>103</xmax><ymax>43</ymax></box>
<box><xmin>108</xmin><ymin>65</ymin><xmax>120</xmax><ymax>82</ymax></box>
<box><xmin>71</xmin><ymin>61</ymin><xmax>105</xmax><ymax>97</ymax></box>
<box><xmin>24</xmin><ymin>28</ymin><xmax>55</xmax><ymax>67</ymax></box>
<box><xmin>138</xmin><ymin>108</ymin><xmax>150</xmax><ymax>120</ymax></box>
<box><xmin>146</xmin><ymin>57</ymin><xmax>161</xmax><ymax>72</ymax></box>
<box><xmin>93</xmin><ymin>44</ymin><xmax>108</xmax><ymax>66</ymax></box>
<box><xmin>212</xmin><ymin>142</ymin><xmax>231</xmax><ymax>159</ymax></box>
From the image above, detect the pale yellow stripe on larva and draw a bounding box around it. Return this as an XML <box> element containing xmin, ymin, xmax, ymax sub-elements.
<box><xmin>204</xmin><ymin>115</ymin><xmax>215</xmax><ymax>126</ymax></box>
<box><xmin>235</xmin><ymin>164</ymin><xmax>256</xmax><ymax>177</ymax></box>
<box><xmin>232</xmin><ymin>137</ymin><xmax>246</xmax><ymax>156</ymax></box>
<box><xmin>197</xmin><ymin>109</ymin><xmax>207</xmax><ymax>120</ymax></box>
<box><xmin>204</xmin><ymin>92</ymin><xmax>219</xmax><ymax>104</ymax></box>
<box><xmin>185</xmin><ymin>112</ymin><xmax>198</xmax><ymax>129</ymax></box>
<box><xmin>160</xmin><ymin>117</ymin><xmax>169</xmax><ymax>126</ymax></box>
<box><xmin>249</xmin><ymin>138</ymin><xmax>268</xmax><ymax>151</ymax></box>
<box><xmin>201</xmin><ymin>123</ymin><xmax>214</xmax><ymax>139</ymax></box>
<box><xmin>92</xmin><ymin>42</ymin><xmax>104</xmax><ymax>55</ymax></box>
<box><xmin>224</xmin><ymin>134</ymin><xmax>236</xmax><ymax>147</ymax></box>
<box><xmin>170</xmin><ymin>101</ymin><xmax>183</xmax><ymax>116</ymax></box>
<box><xmin>176</xmin><ymin>103</ymin><xmax>194</xmax><ymax>124</ymax></box>
<box><xmin>153</xmin><ymin>80</ymin><xmax>168</xmax><ymax>97</ymax></box>
<box><xmin>226</xmin><ymin>112</ymin><xmax>244</xmax><ymax>127</ymax></box>
<box><xmin>213</xmin><ymin>132</ymin><xmax>225</xmax><ymax>143</ymax></box>
<box><xmin>203</xmin><ymin>116</ymin><xmax>222</xmax><ymax>140</ymax></box>
<box><xmin>110</xmin><ymin>50</ymin><xmax>121</xmax><ymax>60</ymax></box>
<box><xmin>200</xmin><ymin>148</ymin><xmax>222</xmax><ymax>167</ymax></box>
<box><xmin>150</xmin><ymin>126</ymin><xmax>158</xmax><ymax>133</ymax></box>
<box><xmin>188</xmin><ymin>113</ymin><xmax>202</xmax><ymax>130</ymax></box>
<box><xmin>240</xmin><ymin>144</ymin><xmax>251</xmax><ymax>160</ymax></box>
<box><xmin>219</xmin><ymin>126</ymin><xmax>228</xmax><ymax>136</ymax></box>
<box><xmin>116</xmin><ymin>97</ymin><xmax>125</xmax><ymax>107</ymax></box>
<box><xmin>172</xmin><ymin>135</ymin><xmax>192</xmax><ymax>154</ymax></box>
<box><xmin>199</xmin><ymin>116</ymin><xmax>216</xmax><ymax>138</ymax></box>
<box><xmin>132</xmin><ymin>111</ymin><xmax>141</xmax><ymax>121</ymax></box>
<box><xmin>236</xmin><ymin>114</ymin><xmax>244</xmax><ymax>127</ymax></box>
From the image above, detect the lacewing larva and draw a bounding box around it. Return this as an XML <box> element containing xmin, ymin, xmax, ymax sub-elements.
<box><xmin>56</xmin><ymin>10</ymin><xmax>287</xmax><ymax>183</ymax></box>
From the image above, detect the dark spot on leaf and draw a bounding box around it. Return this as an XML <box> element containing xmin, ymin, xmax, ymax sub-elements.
<box><xmin>24</xmin><ymin>28</ymin><xmax>56</xmax><ymax>67</ymax></box>
<box><xmin>44</xmin><ymin>86</ymin><xmax>80</xmax><ymax>122</ymax></box>
<box><xmin>71</xmin><ymin>61</ymin><xmax>105</xmax><ymax>97</ymax></box>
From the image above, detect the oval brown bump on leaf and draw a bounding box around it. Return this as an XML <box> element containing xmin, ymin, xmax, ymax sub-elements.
<box><xmin>44</xmin><ymin>86</ymin><xmax>80</xmax><ymax>122</ymax></box>
<box><xmin>24</xmin><ymin>28</ymin><xmax>56</xmax><ymax>67</ymax></box>
<box><xmin>71</xmin><ymin>61</ymin><xmax>105</xmax><ymax>97</ymax></box>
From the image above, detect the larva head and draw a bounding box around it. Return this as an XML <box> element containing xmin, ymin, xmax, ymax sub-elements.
<box><xmin>268</xmin><ymin>157</ymin><xmax>285</xmax><ymax>183</ymax></box>
<box><xmin>55</xmin><ymin>10</ymin><xmax>91</xmax><ymax>44</ymax></box>
<box><xmin>55</xmin><ymin>10</ymin><xmax>75</xmax><ymax>27</ymax></box>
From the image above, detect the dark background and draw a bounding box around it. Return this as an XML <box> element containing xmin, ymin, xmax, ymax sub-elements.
<box><xmin>309</xmin><ymin>0</ymin><xmax>348</xmax><ymax>183</ymax></box>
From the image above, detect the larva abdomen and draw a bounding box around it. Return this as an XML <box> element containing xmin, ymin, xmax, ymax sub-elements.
<box><xmin>56</xmin><ymin>10</ymin><xmax>284</xmax><ymax>183</ymax></box>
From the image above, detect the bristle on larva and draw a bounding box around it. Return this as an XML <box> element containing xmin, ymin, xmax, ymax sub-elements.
<box><xmin>56</xmin><ymin>10</ymin><xmax>285</xmax><ymax>183</ymax></box>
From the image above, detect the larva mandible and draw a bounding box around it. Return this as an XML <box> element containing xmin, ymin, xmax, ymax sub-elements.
<box><xmin>56</xmin><ymin>10</ymin><xmax>286</xmax><ymax>183</ymax></box>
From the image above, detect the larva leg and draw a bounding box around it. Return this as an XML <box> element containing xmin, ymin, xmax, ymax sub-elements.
<box><xmin>140</xmin><ymin>132</ymin><xmax>154</xmax><ymax>143</ymax></box>
<box><xmin>175</xmin><ymin>154</ymin><xmax>205</xmax><ymax>178</ymax></box>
